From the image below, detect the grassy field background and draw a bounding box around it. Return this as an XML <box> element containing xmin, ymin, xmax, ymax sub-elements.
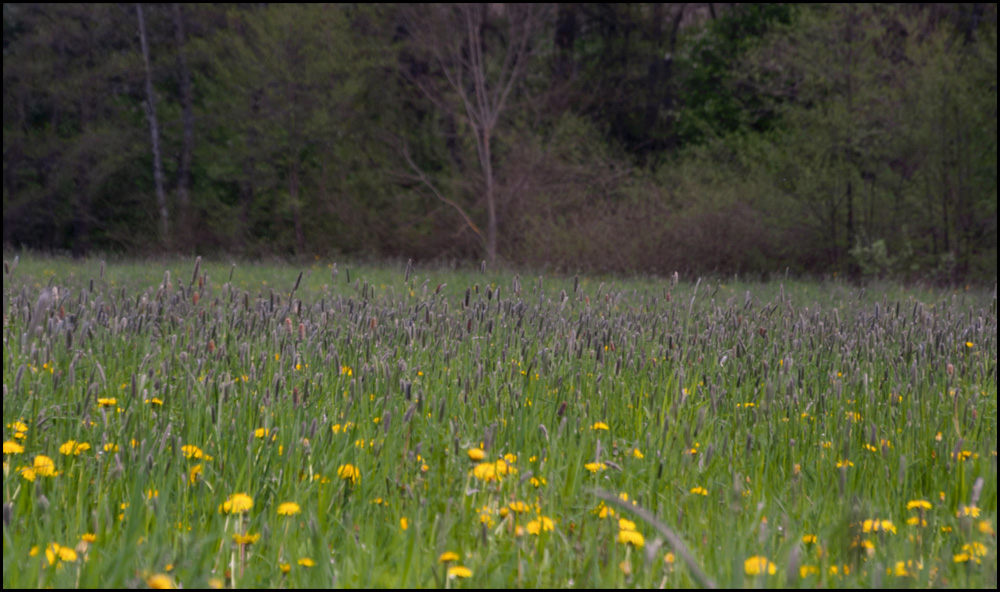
<box><xmin>2</xmin><ymin>254</ymin><xmax>996</xmax><ymax>589</ymax></box>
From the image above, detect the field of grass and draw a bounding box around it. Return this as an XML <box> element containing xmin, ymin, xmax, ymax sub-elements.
<box><xmin>2</xmin><ymin>254</ymin><xmax>996</xmax><ymax>589</ymax></box>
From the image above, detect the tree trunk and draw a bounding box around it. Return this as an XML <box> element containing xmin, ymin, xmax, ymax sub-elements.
<box><xmin>137</xmin><ymin>3</ymin><xmax>170</xmax><ymax>248</ymax></box>
<box><xmin>172</xmin><ymin>3</ymin><xmax>195</xmax><ymax>251</ymax></box>
<box><xmin>483</xmin><ymin>126</ymin><xmax>497</xmax><ymax>264</ymax></box>
<box><xmin>290</xmin><ymin>162</ymin><xmax>306</xmax><ymax>256</ymax></box>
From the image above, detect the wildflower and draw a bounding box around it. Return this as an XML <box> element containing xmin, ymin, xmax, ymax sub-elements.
<box><xmin>104</xmin><ymin>443</ymin><xmax>119</xmax><ymax>453</ymax></box>
<box><xmin>340</xmin><ymin>366</ymin><xmax>353</xmax><ymax>377</ymax></box>
<box><xmin>208</xmin><ymin>579</ymin><xmax>224</xmax><ymax>590</ymax></box>
<box><xmin>907</xmin><ymin>501</ymin><xmax>932</xmax><ymax>511</ymax></box>
<box><xmin>591</xmin><ymin>422</ymin><xmax>610</xmax><ymax>431</ymax></box>
<box><xmin>632</xmin><ymin>448</ymin><xmax>644</xmax><ymax>459</ymax></box>
<box><xmin>33</xmin><ymin>455</ymin><xmax>57</xmax><ymax>477</ymax></box>
<box><xmin>279</xmin><ymin>564</ymin><xmax>291</xmax><ymax>575</ymax></box>
<box><xmin>146</xmin><ymin>574</ymin><xmax>174</xmax><ymax>589</ymax></box>
<box><xmin>744</xmin><ymin>556</ymin><xmax>777</xmax><ymax>576</ymax></box>
<box><xmin>862</xmin><ymin>520</ymin><xmax>897</xmax><ymax>535</ymax></box>
<box><xmin>277</xmin><ymin>502</ymin><xmax>301</xmax><ymax>517</ymax></box>
<box><xmin>802</xmin><ymin>535</ymin><xmax>817</xmax><ymax>545</ymax></box>
<box><xmin>254</xmin><ymin>428</ymin><xmax>268</xmax><ymax>439</ymax></box>
<box><xmin>503</xmin><ymin>453</ymin><xmax>517</xmax><ymax>464</ymax></box>
<box><xmin>180</xmin><ymin>445</ymin><xmax>206</xmax><ymax>460</ymax></box>
<box><xmin>337</xmin><ymin>464</ymin><xmax>361</xmax><ymax>486</ymax></box>
<box><xmin>617</xmin><ymin>530</ymin><xmax>645</xmax><ymax>549</ymax></box>
<box><xmin>3</xmin><ymin>442</ymin><xmax>24</xmax><ymax>455</ymax></box>
<box><xmin>220</xmin><ymin>493</ymin><xmax>253</xmax><ymax>515</ymax></box>
<box><xmin>59</xmin><ymin>441</ymin><xmax>91</xmax><ymax>456</ymax></box>
<box><xmin>890</xmin><ymin>562</ymin><xmax>910</xmax><ymax>577</ymax></box>
<box><xmin>800</xmin><ymin>566</ymin><xmax>820</xmax><ymax>579</ymax></box>
<box><xmin>146</xmin><ymin>398</ymin><xmax>164</xmax><ymax>407</ymax></box>
<box><xmin>97</xmin><ymin>398</ymin><xmax>117</xmax><ymax>408</ymax></box>
<box><xmin>447</xmin><ymin>566</ymin><xmax>472</xmax><ymax>579</ymax></box>
<box><xmin>189</xmin><ymin>464</ymin><xmax>203</xmax><ymax>485</ymax></box>
<box><xmin>298</xmin><ymin>558</ymin><xmax>315</xmax><ymax>568</ymax></box>
<box><xmin>618</xmin><ymin>519</ymin><xmax>637</xmax><ymax>532</ymax></box>
<box><xmin>529</xmin><ymin>477</ymin><xmax>546</xmax><ymax>488</ymax></box>
<box><xmin>400</xmin><ymin>517</ymin><xmax>409</xmax><ymax>531</ymax></box>
<box><xmin>966</xmin><ymin>342</ymin><xmax>974</xmax><ymax>349</ymax></box>
<box><xmin>829</xmin><ymin>565</ymin><xmax>851</xmax><ymax>576</ymax></box>
<box><xmin>526</xmin><ymin>517</ymin><xmax>554</xmax><ymax>535</ymax></box>
<box><xmin>906</xmin><ymin>517</ymin><xmax>927</xmax><ymax>527</ymax></box>
<box><xmin>584</xmin><ymin>462</ymin><xmax>606</xmax><ymax>474</ymax></box>
<box><xmin>979</xmin><ymin>521</ymin><xmax>994</xmax><ymax>536</ymax></box>
<box><xmin>81</xmin><ymin>534</ymin><xmax>97</xmax><ymax>544</ymax></box>
<box><xmin>20</xmin><ymin>467</ymin><xmax>36</xmax><ymax>482</ymax></box>
<box><xmin>664</xmin><ymin>553</ymin><xmax>676</xmax><ymax>565</ymax></box>
<box><xmin>439</xmin><ymin>552</ymin><xmax>460</xmax><ymax>563</ymax></box>
<box><xmin>836</xmin><ymin>460</ymin><xmax>854</xmax><ymax>469</ymax></box>
<box><xmin>958</xmin><ymin>506</ymin><xmax>981</xmax><ymax>519</ymax></box>
<box><xmin>467</xmin><ymin>448</ymin><xmax>485</xmax><ymax>461</ymax></box>
<box><xmin>963</xmin><ymin>542</ymin><xmax>987</xmax><ymax>558</ymax></box>
<box><xmin>690</xmin><ymin>487</ymin><xmax>708</xmax><ymax>497</ymax></box>
<box><xmin>233</xmin><ymin>533</ymin><xmax>261</xmax><ymax>546</ymax></box>
<box><xmin>9</xmin><ymin>421</ymin><xmax>28</xmax><ymax>433</ymax></box>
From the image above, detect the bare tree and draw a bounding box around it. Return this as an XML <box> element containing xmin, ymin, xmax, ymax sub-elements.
<box><xmin>172</xmin><ymin>3</ymin><xmax>195</xmax><ymax>250</ymax></box>
<box><xmin>137</xmin><ymin>3</ymin><xmax>170</xmax><ymax>248</ymax></box>
<box><xmin>402</xmin><ymin>4</ymin><xmax>543</xmax><ymax>264</ymax></box>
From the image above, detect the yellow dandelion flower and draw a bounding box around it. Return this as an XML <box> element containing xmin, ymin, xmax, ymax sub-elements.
<box><xmin>400</xmin><ymin>517</ymin><xmax>409</xmax><ymax>531</ymax></box>
<box><xmin>526</xmin><ymin>517</ymin><xmax>554</xmax><ymax>535</ymax></box>
<box><xmin>836</xmin><ymin>460</ymin><xmax>854</xmax><ymax>469</ymax></box>
<box><xmin>180</xmin><ymin>445</ymin><xmax>205</xmax><ymax>460</ymax></box>
<box><xmin>337</xmin><ymin>464</ymin><xmax>361</xmax><ymax>485</ymax></box>
<box><xmin>20</xmin><ymin>467</ymin><xmax>37</xmax><ymax>482</ymax></box>
<box><xmin>233</xmin><ymin>533</ymin><xmax>261</xmax><ymax>545</ymax></box>
<box><xmin>507</xmin><ymin>501</ymin><xmax>530</xmax><ymax>514</ymax></box>
<box><xmin>745</xmin><ymin>556</ymin><xmax>777</xmax><ymax>576</ymax></box>
<box><xmin>618</xmin><ymin>518</ymin><xmax>637</xmax><ymax>532</ymax></box>
<box><xmin>802</xmin><ymin>535</ymin><xmax>817</xmax><ymax>545</ymax></box>
<box><xmin>591</xmin><ymin>422</ymin><xmax>610</xmax><ymax>431</ymax></box>
<box><xmin>468</xmin><ymin>448</ymin><xmax>485</xmax><ymax>461</ymax></box>
<box><xmin>907</xmin><ymin>500</ymin><xmax>932</xmax><ymax>511</ymax></box>
<box><xmin>97</xmin><ymin>398</ymin><xmax>117</xmax><ymax>408</ymax></box>
<box><xmin>146</xmin><ymin>574</ymin><xmax>174</xmax><ymax>589</ymax></box>
<box><xmin>447</xmin><ymin>566</ymin><xmax>472</xmax><ymax>579</ymax></box>
<box><xmin>963</xmin><ymin>542</ymin><xmax>987</xmax><ymax>558</ymax></box>
<box><xmin>958</xmin><ymin>506</ymin><xmax>981</xmax><ymax>518</ymax></box>
<box><xmin>979</xmin><ymin>521</ymin><xmax>994</xmax><ymax>536</ymax></box>
<box><xmin>632</xmin><ymin>448</ymin><xmax>644</xmax><ymax>459</ymax></box>
<box><xmin>189</xmin><ymin>464</ymin><xmax>203</xmax><ymax>485</ymax></box>
<box><xmin>690</xmin><ymin>487</ymin><xmax>708</xmax><ymax>496</ymax></box>
<box><xmin>439</xmin><ymin>552</ymin><xmax>460</xmax><ymax>563</ymax></box>
<box><xmin>208</xmin><ymin>578</ymin><xmax>224</xmax><ymax>590</ymax></box>
<box><xmin>617</xmin><ymin>530</ymin><xmax>645</xmax><ymax>549</ymax></box>
<box><xmin>104</xmin><ymin>443</ymin><xmax>119</xmax><ymax>453</ymax></box>
<box><xmin>279</xmin><ymin>564</ymin><xmax>291</xmax><ymax>575</ymax></box>
<box><xmin>298</xmin><ymin>558</ymin><xmax>315</xmax><ymax>568</ymax></box>
<box><xmin>800</xmin><ymin>566</ymin><xmax>820</xmax><ymax>579</ymax></box>
<box><xmin>253</xmin><ymin>428</ymin><xmax>268</xmax><ymax>439</ymax></box>
<box><xmin>906</xmin><ymin>517</ymin><xmax>927</xmax><ymax>527</ymax></box>
<box><xmin>584</xmin><ymin>462</ymin><xmax>606</xmax><ymax>473</ymax></box>
<box><xmin>3</xmin><ymin>442</ymin><xmax>24</xmax><ymax>455</ymax></box>
<box><xmin>33</xmin><ymin>455</ymin><xmax>57</xmax><ymax>477</ymax></box>
<box><xmin>220</xmin><ymin>493</ymin><xmax>253</xmax><ymax>515</ymax></box>
<box><xmin>664</xmin><ymin>553</ymin><xmax>676</xmax><ymax>565</ymax></box>
<box><xmin>277</xmin><ymin>502</ymin><xmax>301</xmax><ymax>517</ymax></box>
<box><xmin>953</xmin><ymin>553</ymin><xmax>973</xmax><ymax>564</ymax></box>
<box><xmin>81</xmin><ymin>533</ymin><xmax>97</xmax><ymax>544</ymax></box>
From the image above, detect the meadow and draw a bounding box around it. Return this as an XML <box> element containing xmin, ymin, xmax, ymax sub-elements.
<box><xmin>2</xmin><ymin>254</ymin><xmax>996</xmax><ymax>589</ymax></box>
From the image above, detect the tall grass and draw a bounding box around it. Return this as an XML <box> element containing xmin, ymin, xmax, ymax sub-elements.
<box><xmin>2</xmin><ymin>254</ymin><xmax>996</xmax><ymax>589</ymax></box>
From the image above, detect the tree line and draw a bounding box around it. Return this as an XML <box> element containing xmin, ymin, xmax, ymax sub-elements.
<box><xmin>3</xmin><ymin>3</ymin><xmax>996</xmax><ymax>282</ymax></box>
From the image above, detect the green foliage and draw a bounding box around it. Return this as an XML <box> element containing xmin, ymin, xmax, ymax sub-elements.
<box><xmin>2</xmin><ymin>3</ymin><xmax>996</xmax><ymax>282</ymax></box>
